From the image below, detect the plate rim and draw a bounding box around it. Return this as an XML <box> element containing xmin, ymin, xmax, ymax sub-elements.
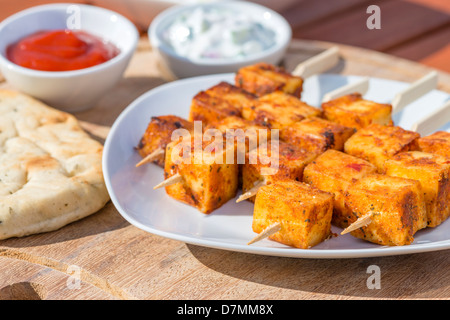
<box><xmin>103</xmin><ymin>72</ymin><xmax>450</xmax><ymax>259</ymax></box>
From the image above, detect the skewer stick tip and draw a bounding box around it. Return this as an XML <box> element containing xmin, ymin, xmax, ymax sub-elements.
<box><xmin>136</xmin><ymin>148</ymin><xmax>164</xmax><ymax>167</ymax></box>
<box><xmin>292</xmin><ymin>46</ymin><xmax>340</xmax><ymax>78</ymax></box>
<box><xmin>247</xmin><ymin>222</ymin><xmax>281</xmax><ymax>245</ymax></box>
<box><xmin>153</xmin><ymin>173</ymin><xmax>183</xmax><ymax>190</ymax></box>
<box><xmin>340</xmin><ymin>214</ymin><xmax>373</xmax><ymax>235</ymax></box>
<box><xmin>392</xmin><ymin>70</ymin><xmax>438</xmax><ymax>113</ymax></box>
<box><xmin>236</xmin><ymin>180</ymin><xmax>266</xmax><ymax>203</ymax></box>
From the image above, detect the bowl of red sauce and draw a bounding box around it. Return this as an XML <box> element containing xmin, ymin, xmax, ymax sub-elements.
<box><xmin>0</xmin><ymin>4</ymin><xmax>139</xmax><ymax>112</ymax></box>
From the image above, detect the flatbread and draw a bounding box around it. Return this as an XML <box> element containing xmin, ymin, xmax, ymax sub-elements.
<box><xmin>0</xmin><ymin>89</ymin><xmax>110</xmax><ymax>239</ymax></box>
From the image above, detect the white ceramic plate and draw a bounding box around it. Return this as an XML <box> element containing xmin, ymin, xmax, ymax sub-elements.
<box><xmin>103</xmin><ymin>73</ymin><xmax>450</xmax><ymax>259</ymax></box>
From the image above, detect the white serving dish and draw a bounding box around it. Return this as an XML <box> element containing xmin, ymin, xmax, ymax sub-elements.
<box><xmin>103</xmin><ymin>72</ymin><xmax>450</xmax><ymax>259</ymax></box>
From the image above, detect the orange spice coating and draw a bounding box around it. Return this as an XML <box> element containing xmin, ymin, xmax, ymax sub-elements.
<box><xmin>163</xmin><ymin>137</ymin><xmax>239</xmax><ymax>214</ymax></box>
<box><xmin>322</xmin><ymin>93</ymin><xmax>393</xmax><ymax>130</ymax></box>
<box><xmin>235</xmin><ymin>62</ymin><xmax>303</xmax><ymax>98</ymax></box>
<box><xmin>188</xmin><ymin>81</ymin><xmax>256</xmax><ymax>125</ymax></box>
<box><xmin>303</xmin><ymin>150</ymin><xmax>377</xmax><ymax>228</ymax></box>
<box><xmin>252</xmin><ymin>180</ymin><xmax>334</xmax><ymax>249</ymax></box>
<box><xmin>280</xmin><ymin>116</ymin><xmax>355</xmax><ymax>154</ymax></box>
<box><xmin>242</xmin><ymin>140</ymin><xmax>319</xmax><ymax>203</ymax></box>
<box><xmin>384</xmin><ymin>151</ymin><xmax>450</xmax><ymax>227</ymax></box>
<box><xmin>417</xmin><ymin>131</ymin><xmax>450</xmax><ymax>159</ymax></box>
<box><xmin>344</xmin><ymin>123</ymin><xmax>420</xmax><ymax>171</ymax></box>
<box><xmin>137</xmin><ymin>115</ymin><xmax>194</xmax><ymax>167</ymax></box>
<box><xmin>343</xmin><ymin>173</ymin><xmax>427</xmax><ymax>246</ymax></box>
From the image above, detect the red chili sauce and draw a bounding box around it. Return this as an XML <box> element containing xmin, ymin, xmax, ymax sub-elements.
<box><xmin>6</xmin><ymin>29</ymin><xmax>120</xmax><ymax>71</ymax></box>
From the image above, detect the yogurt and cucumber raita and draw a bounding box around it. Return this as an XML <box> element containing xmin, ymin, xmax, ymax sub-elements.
<box><xmin>162</xmin><ymin>7</ymin><xmax>276</xmax><ymax>60</ymax></box>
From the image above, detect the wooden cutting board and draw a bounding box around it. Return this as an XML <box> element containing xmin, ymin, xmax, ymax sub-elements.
<box><xmin>0</xmin><ymin>38</ymin><xmax>449</xmax><ymax>300</ymax></box>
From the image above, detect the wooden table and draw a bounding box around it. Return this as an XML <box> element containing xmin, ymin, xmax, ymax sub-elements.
<box><xmin>280</xmin><ymin>0</ymin><xmax>450</xmax><ymax>73</ymax></box>
<box><xmin>0</xmin><ymin>38</ymin><xmax>449</xmax><ymax>300</ymax></box>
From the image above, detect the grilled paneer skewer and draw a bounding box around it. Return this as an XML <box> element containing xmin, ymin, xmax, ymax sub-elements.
<box><xmin>139</xmin><ymin>62</ymin><xmax>447</xmax><ymax>248</ymax></box>
<box><xmin>159</xmin><ymin>136</ymin><xmax>239</xmax><ymax>214</ymax></box>
<box><xmin>136</xmin><ymin>115</ymin><xmax>194</xmax><ymax>167</ymax></box>
<box><xmin>342</xmin><ymin>173</ymin><xmax>427</xmax><ymax>246</ymax></box>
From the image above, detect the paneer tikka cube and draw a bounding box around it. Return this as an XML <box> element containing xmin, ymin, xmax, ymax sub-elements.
<box><xmin>322</xmin><ymin>93</ymin><xmax>393</xmax><ymax>130</ymax></box>
<box><xmin>137</xmin><ymin>115</ymin><xmax>194</xmax><ymax>167</ymax></box>
<box><xmin>252</xmin><ymin>180</ymin><xmax>334</xmax><ymax>249</ymax></box>
<box><xmin>303</xmin><ymin>150</ymin><xmax>377</xmax><ymax>228</ymax></box>
<box><xmin>384</xmin><ymin>151</ymin><xmax>450</xmax><ymax>227</ymax></box>
<box><xmin>188</xmin><ymin>81</ymin><xmax>256</xmax><ymax>124</ymax></box>
<box><xmin>280</xmin><ymin>117</ymin><xmax>355</xmax><ymax>154</ymax></box>
<box><xmin>242</xmin><ymin>140</ymin><xmax>319</xmax><ymax>202</ymax></box>
<box><xmin>417</xmin><ymin>131</ymin><xmax>450</xmax><ymax>159</ymax></box>
<box><xmin>235</xmin><ymin>62</ymin><xmax>303</xmax><ymax>98</ymax></box>
<box><xmin>204</xmin><ymin>115</ymin><xmax>271</xmax><ymax>159</ymax></box>
<box><xmin>164</xmin><ymin>137</ymin><xmax>239</xmax><ymax>214</ymax></box>
<box><xmin>343</xmin><ymin>173</ymin><xmax>427</xmax><ymax>246</ymax></box>
<box><xmin>242</xmin><ymin>91</ymin><xmax>321</xmax><ymax>129</ymax></box>
<box><xmin>344</xmin><ymin>123</ymin><xmax>420</xmax><ymax>171</ymax></box>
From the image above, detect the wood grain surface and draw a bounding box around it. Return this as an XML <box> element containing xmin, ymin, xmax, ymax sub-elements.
<box><xmin>281</xmin><ymin>0</ymin><xmax>450</xmax><ymax>73</ymax></box>
<box><xmin>0</xmin><ymin>38</ymin><xmax>449</xmax><ymax>300</ymax></box>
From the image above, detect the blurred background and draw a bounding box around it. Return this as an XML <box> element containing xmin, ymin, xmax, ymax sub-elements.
<box><xmin>1</xmin><ymin>0</ymin><xmax>449</xmax><ymax>72</ymax></box>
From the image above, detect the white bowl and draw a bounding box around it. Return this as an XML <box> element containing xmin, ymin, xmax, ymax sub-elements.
<box><xmin>148</xmin><ymin>1</ymin><xmax>292</xmax><ymax>79</ymax></box>
<box><xmin>0</xmin><ymin>3</ymin><xmax>139</xmax><ymax>112</ymax></box>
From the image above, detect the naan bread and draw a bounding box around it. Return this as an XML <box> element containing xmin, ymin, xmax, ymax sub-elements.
<box><xmin>0</xmin><ymin>89</ymin><xmax>110</xmax><ymax>239</ymax></box>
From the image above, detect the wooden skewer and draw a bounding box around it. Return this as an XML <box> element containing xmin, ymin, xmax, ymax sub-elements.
<box><xmin>292</xmin><ymin>46</ymin><xmax>340</xmax><ymax>79</ymax></box>
<box><xmin>322</xmin><ymin>71</ymin><xmax>437</xmax><ymax>108</ymax></box>
<box><xmin>322</xmin><ymin>77</ymin><xmax>370</xmax><ymax>103</ymax></box>
<box><xmin>236</xmin><ymin>179</ymin><xmax>266</xmax><ymax>203</ymax></box>
<box><xmin>410</xmin><ymin>100</ymin><xmax>450</xmax><ymax>136</ymax></box>
<box><xmin>153</xmin><ymin>173</ymin><xmax>182</xmax><ymax>190</ymax></box>
<box><xmin>340</xmin><ymin>213</ymin><xmax>373</xmax><ymax>235</ymax></box>
<box><xmin>391</xmin><ymin>71</ymin><xmax>438</xmax><ymax>113</ymax></box>
<box><xmin>247</xmin><ymin>222</ymin><xmax>281</xmax><ymax>245</ymax></box>
<box><xmin>136</xmin><ymin>147</ymin><xmax>164</xmax><ymax>167</ymax></box>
